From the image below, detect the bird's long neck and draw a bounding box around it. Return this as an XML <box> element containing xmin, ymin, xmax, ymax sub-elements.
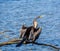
<box><xmin>33</xmin><ymin>20</ymin><xmax>38</xmax><ymax>28</ymax></box>
<box><xmin>34</xmin><ymin>16</ymin><xmax>40</xmax><ymax>20</ymax></box>
<box><xmin>33</xmin><ymin>16</ymin><xmax>40</xmax><ymax>28</ymax></box>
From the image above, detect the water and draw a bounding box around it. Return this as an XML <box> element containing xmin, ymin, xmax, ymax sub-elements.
<box><xmin>0</xmin><ymin>0</ymin><xmax>60</xmax><ymax>51</ymax></box>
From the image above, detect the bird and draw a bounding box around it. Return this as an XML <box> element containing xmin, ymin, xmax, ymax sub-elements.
<box><xmin>16</xmin><ymin>16</ymin><xmax>42</xmax><ymax>47</ymax></box>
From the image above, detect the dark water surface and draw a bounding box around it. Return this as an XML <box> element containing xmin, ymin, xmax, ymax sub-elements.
<box><xmin>0</xmin><ymin>0</ymin><xmax>60</xmax><ymax>51</ymax></box>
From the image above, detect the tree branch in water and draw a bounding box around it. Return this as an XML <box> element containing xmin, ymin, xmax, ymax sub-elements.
<box><xmin>0</xmin><ymin>38</ymin><xmax>60</xmax><ymax>51</ymax></box>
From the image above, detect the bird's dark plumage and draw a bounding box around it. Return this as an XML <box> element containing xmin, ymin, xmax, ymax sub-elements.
<box><xmin>16</xmin><ymin>16</ymin><xmax>42</xmax><ymax>47</ymax></box>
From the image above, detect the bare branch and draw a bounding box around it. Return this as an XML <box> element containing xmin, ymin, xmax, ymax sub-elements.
<box><xmin>0</xmin><ymin>38</ymin><xmax>60</xmax><ymax>51</ymax></box>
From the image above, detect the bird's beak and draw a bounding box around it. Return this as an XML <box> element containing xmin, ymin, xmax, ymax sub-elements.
<box><xmin>39</xmin><ymin>16</ymin><xmax>42</xmax><ymax>18</ymax></box>
<box><xmin>39</xmin><ymin>15</ymin><xmax>45</xmax><ymax>18</ymax></box>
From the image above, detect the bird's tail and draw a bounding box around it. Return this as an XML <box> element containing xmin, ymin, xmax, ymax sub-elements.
<box><xmin>16</xmin><ymin>37</ymin><xmax>26</xmax><ymax>47</ymax></box>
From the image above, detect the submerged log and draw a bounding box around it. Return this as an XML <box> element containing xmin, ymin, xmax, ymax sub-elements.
<box><xmin>0</xmin><ymin>38</ymin><xmax>60</xmax><ymax>51</ymax></box>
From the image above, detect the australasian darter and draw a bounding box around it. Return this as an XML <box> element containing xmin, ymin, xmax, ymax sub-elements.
<box><xmin>16</xmin><ymin>16</ymin><xmax>42</xmax><ymax>47</ymax></box>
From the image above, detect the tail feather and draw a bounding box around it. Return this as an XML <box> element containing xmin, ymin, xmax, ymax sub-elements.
<box><xmin>16</xmin><ymin>37</ymin><xmax>26</xmax><ymax>47</ymax></box>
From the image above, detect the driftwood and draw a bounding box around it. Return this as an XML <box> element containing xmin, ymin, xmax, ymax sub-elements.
<box><xmin>0</xmin><ymin>38</ymin><xmax>60</xmax><ymax>51</ymax></box>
